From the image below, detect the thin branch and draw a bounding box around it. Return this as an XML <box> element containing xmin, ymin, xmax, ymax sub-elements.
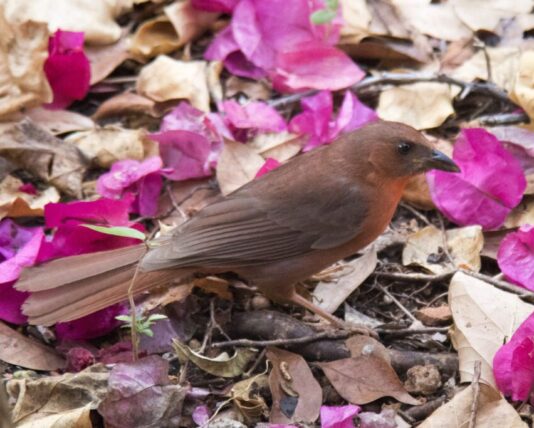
<box><xmin>211</xmin><ymin>330</ymin><xmax>351</xmax><ymax>348</ymax></box>
<box><xmin>376</xmin><ymin>326</ymin><xmax>450</xmax><ymax>337</ymax></box>
<box><xmin>468</xmin><ymin>360</ymin><xmax>482</xmax><ymax>428</ymax></box>
<box><xmin>478</xmin><ymin>111</ymin><xmax>530</xmax><ymax>126</ymax></box>
<box><xmin>373</xmin><ymin>271</ymin><xmax>454</xmax><ymax>283</ymax></box>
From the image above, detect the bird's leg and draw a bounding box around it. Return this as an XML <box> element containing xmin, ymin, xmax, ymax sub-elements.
<box><xmin>289</xmin><ymin>292</ymin><xmax>377</xmax><ymax>337</ymax></box>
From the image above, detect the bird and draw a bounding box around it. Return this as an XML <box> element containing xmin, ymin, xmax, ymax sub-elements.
<box><xmin>17</xmin><ymin>121</ymin><xmax>459</xmax><ymax>328</ymax></box>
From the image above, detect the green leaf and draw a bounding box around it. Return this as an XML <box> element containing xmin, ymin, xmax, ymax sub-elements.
<box><xmin>148</xmin><ymin>314</ymin><xmax>168</xmax><ymax>322</ymax></box>
<box><xmin>81</xmin><ymin>225</ymin><xmax>146</xmax><ymax>241</ymax></box>
<box><xmin>325</xmin><ymin>0</ymin><xmax>338</xmax><ymax>10</ymax></box>
<box><xmin>310</xmin><ymin>9</ymin><xmax>337</xmax><ymax>24</ymax></box>
<box><xmin>115</xmin><ymin>315</ymin><xmax>132</xmax><ymax>323</ymax></box>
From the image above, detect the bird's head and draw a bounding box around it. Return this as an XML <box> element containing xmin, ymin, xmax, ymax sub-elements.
<box><xmin>351</xmin><ymin>121</ymin><xmax>460</xmax><ymax>178</ymax></box>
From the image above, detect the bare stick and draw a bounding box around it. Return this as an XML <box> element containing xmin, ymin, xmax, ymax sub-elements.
<box><xmin>468</xmin><ymin>360</ymin><xmax>482</xmax><ymax>428</ymax></box>
<box><xmin>373</xmin><ymin>271</ymin><xmax>454</xmax><ymax>283</ymax></box>
<box><xmin>212</xmin><ymin>330</ymin><xmax>351</xmax><ymax>348</ymax></box>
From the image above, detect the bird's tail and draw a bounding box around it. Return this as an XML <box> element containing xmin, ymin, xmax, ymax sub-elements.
<box><xmin>16</xmin><ymin>245</ymin><xmax>186</xmax><ymax>326</ymax></box>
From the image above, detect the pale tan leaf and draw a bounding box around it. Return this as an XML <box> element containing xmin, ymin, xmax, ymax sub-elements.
<box><xmin>505</xmin><ymin>196</ymin><xmax>534</xmax><ymax>229</ymax></box>
<box><xmin>136</xmin><ymin>55</ymin><xmax>210</xmax><ymax>112</ymax></box>
<box><xmin>377</xmin><ymin>82</ymin><xmax>458</xmax><ymax>130</ymax></box>
<box><xmin>403</xmin><ymin>225</ymin><xmax>483</xmax><ymax>274</ymax></box>
<box><xmin>249</xmin><ymin>132</ymin><xmax>303</xmax><ymax>163</ymax></box>
<box><xmin>130</xmin><ymin>16</ymin><xmax>182</xmax><ymax>59</ymax></box>
<box><xmin>0</xmin><ymin>175</ymin><xmax>60</xmax><ymax>220</ymax></box>
<box><xmin>340</xmin><ymin>0</ymin><xmax>372</xmax><ymax>41</ymax></box>
<box><xmin>17</xmin><ymin>404</ymin><xmax>92</xmax><ymax>428</ymax></box>
<box><xmin>92</xmin><ymin>92</ymin><xmax>161</xmax><ymax>121</ymax></box>
<box><xmin>0</xmin><ymin>321</ymin><xmax>64</xmax><ymax>371</ymax></box>
<box><xmin>24</xmin><ymin>108</ymin><xmax>95</xmax><ymax>135</ymax></box>
<box><xmin>420</xmin><ymin>383</ymin><xmax>527</xmax><ymax>428</ymax></box>
<box><xmin>266</xmin><ymin>348</ymin><xmax>321</xmax><ymax>424</ymax></box>
<box><xmin>86</xmin><ymin>34</ymin><xmax>130</xmax><ymax>84</ymax></box>
<box><xmin>314</xmin><ymin>249</ymin><xmax>377</xmax><ymax>314</ymax></box>
<box><xmin>449</xmin><ymin>271</ymin><xmax>534</xmax><ymax>387</ymax></box>
<box><xmin>230</xmin><ymin>374</ymin><xmax>269</xmax><ymax>422</ymax></box>
<box><xmin>511</xmin><ymin>50</ymin><xmax>534</xmax><ymax>121</ymax></box>
<box><xmin>173</xmin><ymin>340</ymin><xmax>256</xmax><ymax>378</ymax></box>
<box><xmin>0</xmin><ymin>8</ymin><xmax>52</xmax><ymax>117</ymax></box>
<box><xmin>216</xmin><ymin>140</ymin><xmax>265</xmax><ymax>195</ymax></box>
<box><xmin>2</xmin><ymin>0</ymin><xmax>126</xmax><ymax>44</ymax></box>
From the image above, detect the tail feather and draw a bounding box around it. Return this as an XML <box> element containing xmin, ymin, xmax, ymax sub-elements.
<box><xmin>17</xmin><ymin>246</ymin><xmax>190</xmax><ymax>326</ymax></box>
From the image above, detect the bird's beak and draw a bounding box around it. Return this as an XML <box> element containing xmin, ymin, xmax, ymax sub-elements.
<box><xmin>425</xmin><ymin>149</ymin><xmax>460</xmax><ymax>173</ymax></box>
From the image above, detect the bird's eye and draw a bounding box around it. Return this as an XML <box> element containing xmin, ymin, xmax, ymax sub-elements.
<box><xmin>397</xmin><ymin>141</ymin><xmax>413</xmax><ymax>155</ymax></box>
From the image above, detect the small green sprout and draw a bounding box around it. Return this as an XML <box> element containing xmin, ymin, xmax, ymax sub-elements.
<box><xmin>116</xmin><ymin>313</ymin><xmax>168</xmax><ymax>338</ymax></box>
<box><xmin>311</xmin><ymin>0</ymin><xmax>339</xmax><ymax>25</ymax></box>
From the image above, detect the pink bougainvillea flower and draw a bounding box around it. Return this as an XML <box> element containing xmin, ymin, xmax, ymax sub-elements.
<box><xmin>493</xmin><ymin>311</ymin><xmax>534</xmax><ymax>403</ymax></box>
<box><xmin>192</xmin><ymin>405</ymin><xmax>210</xmax><ymax>426</ymax></box>
<box><xmin>151</xmin><ymin>102</ymin><xmax>224</xmax><ymax>181</ymax></box>
<box><xmin>320</xmin><ymin>405</ymin><xmax>360</xmax><ymax>428</ymax></box>
<box><xmin>220</xmin><ymin>99</ymin><xmax>286</xmax><ymax>142</ymax></box>
<box><xmin>97</xmin><ymin>157</ymin><xmax>163</xmax><ymax>217</ymax></box>
<box><xmin>289</xmin><ymin>90</ymin><xmax>378</xmax><ymax>151</ymax></box>
<box><xmin>427</xmin><ymin>128</ymin><xmax>526</xmax><ymax>230</ymax></box>
<box><xmin>191</xmin><ymin>0</ymin><xmax>238</xmax><ymax>12</ymax></box>
<box><xmin>18</xmin><ymin>183</ymin><xmax>37</xmax><ymax>195</ymax></box>
<box><xmin>0</xmin><ymin>220</ymin><xmax>44</xmax><ymax>324</ymax></box>
<box><xmin>255</xmin><ymin>157</ymin><xmax>281</xmax><ymax>178</ymax></box>
<box><xmin>497</xmin><ymin>225</ymin><xmax>534</xmax><ymax>291</ymax></box>
<box><xmin>44</xmin><ymin>30</ymin><xmax>91</xmax><ymax>109</ymax></box>
<box><xmin>56</xmin><ymin>302</ymin><xmax>128</xmax><ymax>341</ymax></box>
<box><xmin>205</xmin><ymin>0</ymin><xmax>363</xmax><ymax>92</ymax></box>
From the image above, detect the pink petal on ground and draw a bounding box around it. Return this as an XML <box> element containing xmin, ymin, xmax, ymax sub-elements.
<box><xmin>18</xmin><ymin>183</ymin><xmax>37</xmax><ymax>195</ymax></box>
<box><xmin>192</xmin><ymin>405</ymin><xmax>210</xmax><ymax>426</ymax></box>
<box><xmin>44</xmin><ymin>30</ymin><xmax>91</xmax><ymax>109</ymax></box>
<box><xmin>0</xmin><ymin>282</ymin><xmax>28</xmax><ymax>324</ymax></box>
<box><xmin>498</xmin><ymin>225</ymin><xmax>534</xmax><ymax>291</ymax></box>
<box><xmin>134</xmin><ymin>172</ymin><xmax>163</xmax><ymax>217</ymax></box>
<box><xmin>65</xmin><ymin>347</ymin><xmax>96</xmax><ymax>372</ymax></box>
<box><xmin>45</xmin><ymin>196</ymin><xmax>133</xmax><ymax>228</ymax></box>
<box><xmin>272</xmin><ymin>42</ymin><xmax>364</xmax><ymax>93</ymax></box>
<box><xmin>334</xmin><ymin>91</ymin><xmax>378</xmax><ymax>134</ymax></box>
<box><xmin>427</xmin><ymin>128</ymin><xmax>526</xmax><ymax>230</ymax></box>
<box><xmin>255</xmin><ymin>158</ymin><xmax>281</xmax><ymax>178</ymax></box>
<box><xmin>191</xmin><ymin>0</ymin><xmax>238</xmax><ymax>13</ymax></box>
<box><xmin>493</xmin><ymin>311</ymin><xmax>534</xmax><ymax>402</ymax></box>
<box><xmin>320</xmin><ymin>405</ymin><xmax>360</xmax><ymax>428</ymax></box>
<box><xmin>56</xmin><ymin>303</ymin><xmax>128</xmax><ymax>341</ymax></box>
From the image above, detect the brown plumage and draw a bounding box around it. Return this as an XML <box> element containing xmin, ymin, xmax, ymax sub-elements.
<box><xmin>17</xmin><ymin>121</ymin><xmax>459</xmax><ymax>326</ymax></box>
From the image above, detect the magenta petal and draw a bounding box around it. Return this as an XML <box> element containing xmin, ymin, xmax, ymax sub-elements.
<box><xmin>135</xmin><ymin>172</ymin><xmax>163</xmax><ymax>217</ymax></box>
<box><xmin>45</xmin><ymin>197</ymin><xmax>133</xmax><ymax>228</ymax></box>
<box><xmin>334</xmin><ymin>91</ymin><xmax>378</xmax><ymax>135</ymax></box>
<box><xmin>255</xmin><ymin>158</ymin><xmax>281</xmax><ymax>178</ymax></box>
<box><xmin>192</xmin><ymin>405</ymin><xmax>210</xmax><ymax>426</ymax></box>
<box><xmin>191</xmin><ymin>0</ymin><xmax>238</xmax><ymax>12</ymax></box>
<box><xmin>56</xmin><ymin>303</ymin><xmax>127</xmax><ymax>340</ymax></box>
<box><xmin>498</xmin><ymin>225</ymin><xmax>534</xmax><ymax>291</ymax></box>
<box><xmin>0</xmin><ymin>226</ymin><xmax>44</xmax><ymax>284</ymax></box>
<box><xmin>0</xmin><ymin>282</ymin><xmax>28</xmax><ymax>325</ymax></box>
<box><xmin>494</xmin><ymin>311</ymin><xmax>534</xmax><ymax>402</ymax></box>
<box><xmin>320</xmin><ymin>405</ymin><xmax>360</xmax><ymax>428</ymax></box>
<box><xmin>272</xmin><ymin>43</ymin><xmax>364</xmax><ymax>93</ymax></box>
<box><xmin>427</xmin><ymin>128</ymin><xmax>526</xmax><ymax>230</ymax></box>
<box><xmin>221</xmin><ymin>100</ymin><xmax>286</xmax><ymax>133</ymax></box>
<box><xmin>44</xmin><ymin>30</ymin><xmax>91</xmax><ymax>109</ymax></box>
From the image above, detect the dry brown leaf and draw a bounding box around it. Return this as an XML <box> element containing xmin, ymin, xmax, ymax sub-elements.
<box><xmin>249</xmin><ymin>132</ymin><xmax>303</xmax><ymax>162</ymax></box>
<box><xmin>0</xmin><ymin>119</ymin><xmax>87</xmax><ymax>197</ymax></box>
<box><xmin>86</xmin><ymin>34</ymin><xmax>130</xmax><ymax>84</ymax></box>
<box><xmin>225</xmin><ymin>76</ymin><xmax>271</xmax><ymax>101</ymax></box>
<box><xmin>0</xmin><ymin>321</ymin><xmax>64</xmax><ymax>371</ymax></box>
<box><xmin>207</xmin><ymin>60</ymin><xmax>224</xmax><ymax>104</ymax></box>
<box><xmin>449</xmin><ymin>271</ymin><xmax>534</xmax><ymax>387</ymax></box>
<box><xmin>0</xmin><ymin>7</ymin><xmax>52</xmax><ymax>117</ymax></box>
<box><xmin>24</xmin><ymin>108</ymin><xmax>95</xmax><ymax>135</ymax></box>
<box><xmin>481</xmin><ymin>230</ymin><xmax>508</xmax><ymax>260</ymax></box>
<box><xmin>230</xmin><ymin>374</ymin><xmax>269</xmax><ymax>422</ymax></box>
<box><xmin>0</xmin><ymin>175</ymin><xmax>59</xmax><ymax>220</ymax></box>
<box><xmin>392</xmin><ymin>0</ymin><xmax>471</xmax><ymax>41</ymax></box>
<box><xmin>173</xmin><ymin>340</ymin><xmax>256</xmax><ymax>378</ymax></box>
<box><xmin>452</xmin><ymin>47</ymin><xmax>521</xmax><ymax>93</ymax></box>
<box><xmin>266</xmin><ymin>347</ymin><xmax>321</xmax><ymax>425</ymax></box>
<box><xmin>130</xmin><ymin>16</ymin><xmax>182</xmax><ymax>59</ymax></box>
<box><xmin>216</xmin><ymin>140</ymin><xmax>265</xmax><ymax>195</ymax></box>
<box><xmin>511</xmin><ymin>50</ymin><xmax>534</xmax><ymax>121</ymax></box>
<box><xmin>92</xmin><ymin>92</ymin><xmax>161</xmax><ymax>120</ymax></box>
<box><xmin>377</xmin><ymin>82</ymin><xmax>457</xmax><ymax>130</ymax></box>
<box><xmin>313</xmin><ymin>249</ymin><xmax>377</xmax><ymax>314</ymax></box>
<box><xmin>403</xmin><ymin>225</ymin><xmax>484</xmax><ymax>274</ymax></box>
<box><xmin>17</xmin><ymin>404</ymin><xmax>92</xmax><ymax>428</ymax></box>
<box><xmin>505</xmin><ymin>196</ymin><xmax>534</xmax><ymax>228</ymax></box>
<box><xmin>319</xmin><ymin>351</ymin><xmax>420</xmax><ymax>405</ymax></box>
<box><xmin>136</xmin><ymin>55</ymin><xmax>210</xmax><ymax>112</ymax></box>
<box><xmin>340</xmin><ymin>0</ymin><xmax>372</xmax><ymax>42</ymax></box>
<box><xmin>420</xmin><ymin>383</ymin><xmax>527</xmax><ymax>428</ymax></box>
<box><xmin>66</xmin><ymin>126</ymin><xmax>150</xmax><ymax>168</ymax></box>
<box><xmin>193</xmin><ymin>276</ymin><xmax>232</xmax><ymax>300</ymax></box>
<box><xmin>7</xmin><ymin>364</ymin><xmax>108</xmax><ymax>426</ymax></box>
<box><xmin>450</xmin><ymin>0</ymin><xmax>533</xmax><ymax>33</ymax></box>
<box><xmin>415</xmin><ymin>305</ymin><xmax>452</xmax><ymax>327</ymax></box>
<box><xmin>2</xmin><ymin>0</ymin><xmax>126</xmax><ymax>44</ymax></box>
<box><xmin>142</xmin><ymin>283</ymin><xmax>194</xmax><ymax>313</ymax></box>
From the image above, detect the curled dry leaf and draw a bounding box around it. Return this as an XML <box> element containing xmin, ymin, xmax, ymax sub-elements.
<box><xmin>173</xmin><ymin>340</ymin><xmax>256</xmax><ymax>378</ymax></box>
<box><xmin>7</xmin><ymin>364</ymin><xmax>108</xmax><ymax>425</ymax></box>
<box><xmin>86</xmin><ymin>34</ymin><xmax>130</xmax><ymax>85</ymax></box>
<box><xmin>419</xmin><ymin>383</ymin><xmax>527</xmax><ymax>428</ymax></box>
<box><xmin>23</xmin><ymin>107</ymin><xmax>95</xmax><ymax>135</ymax></box>
<box><xmin>92</xmin><ymin>92</ymin><xmax>161</xmax><ymax>121</ymax></box>
<box><xmin>319</xmin><ymin>336</ymin><xmax>419</xmax><ymax>405</ymax></box>
<box><xmin>136</xmin><ymin>55</ymin><xmax>210</xmax><ymax>112</ymax></box>
<box><xmin>0</xmin><ymin>119</ymin><xmax>87</xmax><ymax>198</ymax></box>
<box><xmin>266</xmin><ymin>347</ymin><xmax>322</xmax><ymax>425</ymax></box>
<box><xmin>512</xmin><ymin>50</ymin><xmax>534</xmax><ymax>121</ymax></box>
<box><xmin>0</xmin><ymin>8</ymin><xmax>52</xmax><ymax>117</ymax></box>
<box><xmin>67</xmin><ymin>126</ymin><xmax>151</xmax><ymax>168</ymax></box>
<box><xmin>0</xmin><ymin>175</ymin><xmax>60</xmax><ymax>220</ymax></box>
<box><xmin>0</xmin><ymin>320</ymin><xmax>64</xmax><ymax>371</ymax></box>
<box><xmin>449</xmin><ymin>271</ymin><xmax>534</xmax><ymax>387</ymax></box>
<box><xmin>216</xmin><ymin>140</ymin><xmax>265</xmax><ymax>195</ymax></box>
<box><xmin>230</xmin><ymin>373</ymin><xmax>269</xmax><ymax>422</ymax></box>
<box><xmin>313</xmin><ymin>249</ymin><xmax>377</xmax><ymax>314</ymax></box>
<box><xmin>2</xmin><ymin>0</ymin><xmax>126</xmax><ymax>44</ymax></box>
<box><xmin>130</xmin><ymin>16</ymin><xmax>183</xmax><ymax>59</ymax></box>
<box><xmin>377</xmin><ymin>82</ymin><xmax>458</xmax><ymax>130</ymax></box>
<box><xmin>402</xmin><ymin>225</ymin><xmax>484</xmax><ymax>275</ymax></box>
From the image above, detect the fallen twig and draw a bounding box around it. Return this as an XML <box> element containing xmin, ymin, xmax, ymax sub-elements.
<box><xmin>212</xmin><ymin>330</ymin><xmax>351</xmax><ymax>348</ymax></box>
<box><xmin>373</xmin><ymin>271</ymin><xmax>454</xmax><ymax>283</ymax></box>
<box><xmin>468</xmin><ymin>360</ymin><xmax>482</xmax><ymax>428</ymax></box>
<box><xmin>376</xmin><ymin>326</ymin><xmax>450</xmax><ymax>337</ymax></box>
<box><xmin>478</xmin><ymin>111</ymin><xmax>530</xmax><ymax>126</ymax></box>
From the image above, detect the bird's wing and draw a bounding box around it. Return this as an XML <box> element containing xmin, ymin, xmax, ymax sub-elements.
<box><xmin>141</xmin><ymin>172</ymin><xmax>369</xmax><ymax>271</ymax></box>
